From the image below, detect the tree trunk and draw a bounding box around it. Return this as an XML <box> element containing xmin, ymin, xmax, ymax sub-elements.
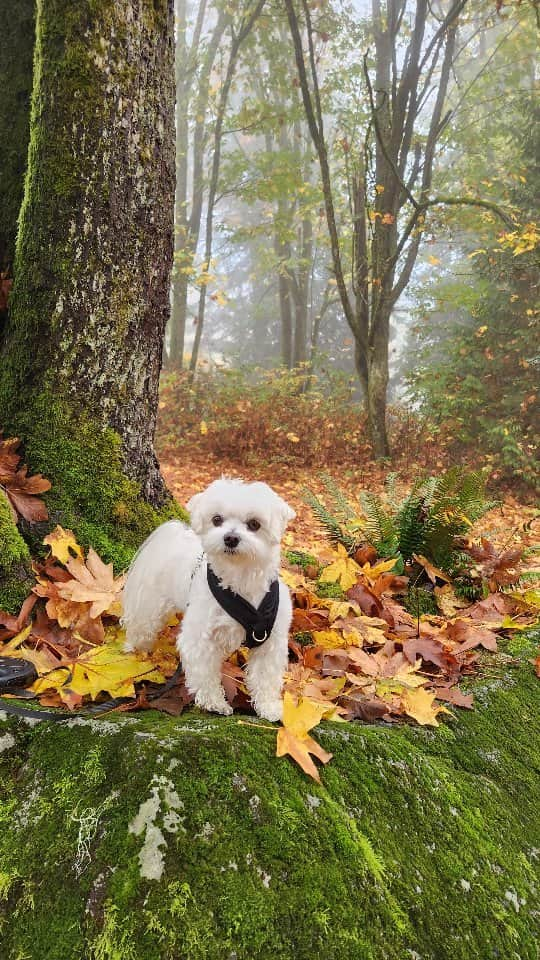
<box><xmin>366</xmin><ymin>307</ymin><xmax>391</xmax><ymax>459</ymax></box>
<box><xmin>0</xmin><ymin>0</ymin><xmax>35</xmax><ymax>338</ymax></box>
<box><xmin>0</xmin><ymin>0</ymin><xmax>179</xmax><ymax>563</ymax></box>
<box><xmin>169</xmin><ymin>0</ymin><xmax>189</xmax><ymax>368</ymax></box>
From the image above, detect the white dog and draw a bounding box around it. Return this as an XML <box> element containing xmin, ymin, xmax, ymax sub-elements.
<box><xmin>122</xmin><ymin>478</ymin><xmax>295</xmax><ymax>722</ymax></box>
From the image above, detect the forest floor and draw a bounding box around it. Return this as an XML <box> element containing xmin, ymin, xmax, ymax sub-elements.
<box><xmin>159</xmin><ymin>443</ymin><xmax>538</xmax><ymax>556</ymax></box>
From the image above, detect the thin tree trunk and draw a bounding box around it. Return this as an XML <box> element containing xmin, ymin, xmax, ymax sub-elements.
<box><xmin>190</xmin><ymin>1</ymin><xmax>265</xmax><ymax>372</ymax></box>
<box><xmin>169</xmin><ymin>0</ymin><xmax>189</xmax><ymax>368</ymax></box>
<box><xmin>0</xmin><ymin>0</ymin><xmax>176</xmax><ymax>511</ymax></box>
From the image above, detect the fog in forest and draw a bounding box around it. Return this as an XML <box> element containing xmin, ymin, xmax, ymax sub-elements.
<box><xmin>167</xmin><ymin>0</ymin><xmax>537</xmax><ymax>409</ymax></box>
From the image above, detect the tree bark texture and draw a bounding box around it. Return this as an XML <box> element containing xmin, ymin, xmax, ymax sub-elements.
<box><xmin>0</xmin><ymin>0</ymin><xmax>35</xmax><ymax>337</ymax></box>
<box><xmin>0</xmin><ymin>0</ymin><xmax>176</xmax><ymax>505</ymax></box>
<box><xmin>0</xmin><ymin>0</ymin><xmax>35</xmax><ymax>275</ymax></box>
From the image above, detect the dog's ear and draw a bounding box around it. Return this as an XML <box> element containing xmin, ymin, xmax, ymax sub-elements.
<box><xmin>187</xmin><ymin>492</ymin><xmax>205</xmax><ymax>534</ymax></box>
<box><xmin>275</xmin><ymin>494</ymin><xmax>296</xmax><ymax>532</ymax></box>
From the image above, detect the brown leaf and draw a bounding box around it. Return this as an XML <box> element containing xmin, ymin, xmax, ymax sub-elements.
<box><xmin>433</xmin><ymin>685</ymin><xmax>474</xmax><ymax>709</ymax></box>
<box><xmin>346</xmin><ymin>647</ymin><xmax>380</xmax><ymax>676</ymax></box>
<box><xmin>445</xmin><ymin>618</ymin><xmax>498</xmax><ymax>652</ymax></box>
<box><xmin>402</xmin><ymin>637</ymin><xmax>459</xmax><ymax>674</ymax></box>
<box><xmin>59</xmin><ymin>549</ymin><xmax>126</xmax><ymax>619</ymax></box>
<box><xmin>460</xmin><ymin>593</ymin><xmax>513</xmax><ymax>622</ymax></box>
<box><xmin>303</xmin><ymin>645</ymin><xmax>324</xmax><ymax>670</ymax></box>
<box><xmin>4</xmin><ymin>465</ymin><xmax>51</xmax><ymax>522</ymax></box>
<box><xmin>412</xmin><ymin>554</ymin><xmax>451</xmax><ymax>584</ymax></box>
<box><xmin>371</xmin><ymin>574</ymin><xmax>409</xmax><ymax>597</ymax></box>
<box><xmin>320</xmin><ymin>648</ymin><xmax>352</xmax><ymax>677</ymax></box>
<box><xmin>342</xmin><ymin>696</ymin><xmax>390</xmax><ymax>722</ymax></box>
<box><xmin>292</xmin><ymin>607</ymin><xmax>329</xmax><ymax>632</ymax></box>
<box><xmin>346</xmin><ymin>582</ymin><xmax>385</xmax><ymax>618</ymax></box>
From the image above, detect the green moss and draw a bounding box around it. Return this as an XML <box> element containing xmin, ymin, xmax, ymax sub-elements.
<box><xmin>4</xmin><ymin>395</ymin><xmax>186</xmax><ymax>571</ymax></box>
<box><xmin>0</xmin><ymin>0</ymin><xmax>34</xmax><ymax>275</ymax></box>
<box><xmin>315</xmin><ymin>580</ymin><xmax>345</xmax><ymax>600</ymax></box>
<box><xmin>0</xmin><ymin>492</ymin><xmax>32</xmax><ymax>612</ymax></box>
<box><xmin>1</xmin><ymin>652</ymin><xmax>539</xmax><ymax>959</ymax></box>
<box><xmin>284</xmin><ymin>549</ymin><xmax>319</xmax><ymax>572</ymax></box>
<box><xmin>403</xmin><ymin>585</ymin><xmax>440</xmax><ymax>617</ymax></box>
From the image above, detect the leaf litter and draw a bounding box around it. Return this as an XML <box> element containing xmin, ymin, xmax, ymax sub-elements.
<box><xmin>0</xmin><ymin>454</ymin><xmax>538</xmax><ymax>782</ymax></box>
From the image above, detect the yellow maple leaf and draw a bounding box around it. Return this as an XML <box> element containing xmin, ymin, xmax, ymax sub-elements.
<box><xmin>35</xmin><ymin>638</ymin><xmax>166</xmax><ymax>703</ymax></box>
<box><xmin>312</xmin><ymin>629</ymin><xmax>352</xmax><ymax>649</ymax></box>
<box><xmin>319</xmin><ymin>544</ymin><xmax>360</xmax><ymax>591</ymax></box>
<box><xmin>43</xmin><ymin>525</ymin><xmax>84</xmax><ymax>564</ymax></box>
<box><xmin>276</xmin><ymin>693</ymin><xmax>333</xmax><ymax>782</ymax></box>
<box><xmin>358</xmin><ymin>557</ymin><xmax>398</xmax><ymax>585</ymax></box>
<box><xmin>325</xmin><ymin>599</ymin><xmax>361</xmax><ymax>622</ymax></box>
<box><xmin>401</xmin><ymin>687</ymin><xmax>452</xmax><ymax>726</ymax></box>
<box><xmin>427</xmin><ymin>255</ymin><xmax>441</xmax><ymax>266</ymax></box>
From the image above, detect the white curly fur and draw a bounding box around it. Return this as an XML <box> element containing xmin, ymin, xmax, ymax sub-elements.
<box><xmin>122</xmin><ymin>478</ymin><xmax>295</xmax><ymax>722</ymax></box>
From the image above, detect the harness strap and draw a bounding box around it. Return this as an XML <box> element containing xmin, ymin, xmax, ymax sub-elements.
<box><xmin>206</xmin><ymin>565</ymin><xmax>279</xmax><ymax>650</ymax></box>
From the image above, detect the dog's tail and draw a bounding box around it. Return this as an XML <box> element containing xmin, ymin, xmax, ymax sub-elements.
<box><xmin>122</xmin><ymin>520</ymin><xmax>201</xmax><ymax>651</ymax></box>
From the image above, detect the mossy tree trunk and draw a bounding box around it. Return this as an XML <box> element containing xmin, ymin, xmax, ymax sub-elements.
<box><xmin>0</xmin><ymin>0</ymin><xmax>175</xmax><ymax>512</ymax></box>
<box><xmin>0</xmin><ymin>0</ymin><xmax>35</xmax><ymax>336</ymax></box>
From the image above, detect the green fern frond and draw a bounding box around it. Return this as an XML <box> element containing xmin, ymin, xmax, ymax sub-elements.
<box><xmin>359</xmin><ymin>491</ymin><xmax>398</xmax><ymax>551</ymax></box>
<box><xmin>320</xmin><ymin>472</ymin><xmax>358</xmax><ymax>523</ymax></box>
<box><xmin>303</xmin><ymin>489</ymin><xmax>357</xmax><ymax>550</ymax></box>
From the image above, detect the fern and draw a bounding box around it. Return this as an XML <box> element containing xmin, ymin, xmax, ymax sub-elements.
<box><xmin>305</xmin><ymin>468</ymin><xmax>495</xmax><ymax>574</ymax></box>
<box><xmin>303</xmin><ymin>489</ymin><xmax>357</xmax><ymax>550</ymax></box>
<box><xmin>320</xmin><ymin>473</ymin><xmax>358</xmax><ymax>524</ymax></box>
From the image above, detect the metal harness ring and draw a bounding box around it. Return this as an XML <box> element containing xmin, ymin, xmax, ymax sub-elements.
<box><xmin>252</xmin><ymin>630</ymin><xmax>268</xmax><ymax>643</ymax></box>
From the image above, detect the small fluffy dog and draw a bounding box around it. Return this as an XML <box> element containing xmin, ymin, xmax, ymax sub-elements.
<box><xmin>122</xmin><ymin>478</ymin><xmax>296</xmax><ymax>722</ymax></box>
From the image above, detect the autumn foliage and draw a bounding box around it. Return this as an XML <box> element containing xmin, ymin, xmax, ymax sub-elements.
<box><xmin>1</xmin><ymin>447</ymin><xmax>538</xmax><ymax>782</ymax></box>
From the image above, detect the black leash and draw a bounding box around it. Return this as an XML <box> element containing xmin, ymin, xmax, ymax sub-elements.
<box><xmin>0</xmin><ymin>657</ymin><xmax>185</xmax><ymax>724</ymax></box>
<box><xmin>206</xmin><ymin>565</ymin><xmax>279</xmax><ymax>649</ymax></box>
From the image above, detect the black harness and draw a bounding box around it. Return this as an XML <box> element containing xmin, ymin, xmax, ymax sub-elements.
<box><xmin>206</xmin><ymin>565</ymin><xmax>279</xmax><ymax>650</ymax></box>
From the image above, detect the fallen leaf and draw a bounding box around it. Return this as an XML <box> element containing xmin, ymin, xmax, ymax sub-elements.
<box><xmin>59</xmin><ymin>549</ymin><xmax>126</xmax><ymax>619</ymax></box>
<box><xmin>43</xmin><ymin>526</ymin><xmax>84</xmax><ymax>564</ymax></box>
<box><xmin>401</xmin><ymin>686</ymin><xmax>452</xmax><ymax>726</ymax></box>
<box><xmin>319</xmin><ymin>544</ymin><xmax>361</xmax><ymax>591</ymax></box>
<box><xmin>413</xmin><ymin>554</ymin><xmax>451</xmax><ymax>584</ymax></box>
<box><xmin>276</xmin><ymin>692</ymin><xmax>333</xmax><ymax>782</ymax></box>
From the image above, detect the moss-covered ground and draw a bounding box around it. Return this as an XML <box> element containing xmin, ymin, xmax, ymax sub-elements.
<box><xmin>0</xmin><ymin>642</ymin><xmax>538</xmax><ymax>960</ymax></box>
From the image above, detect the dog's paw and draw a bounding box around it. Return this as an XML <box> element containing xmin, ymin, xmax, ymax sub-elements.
<box><xmin>256</xmin><ymin>700</ymin><xmax>283</xmax><ymax>723</ymax></box>
<box><xmin>195</xmin><ymin>691</ymin><xmax>233</xmax><ymax>716</ymax></box>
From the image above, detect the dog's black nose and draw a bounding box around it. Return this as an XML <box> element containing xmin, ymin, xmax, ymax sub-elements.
<box><xmin>224</xmin><ymin>534</ymin><xmax>240</xmax><ymax>549</ymax></box>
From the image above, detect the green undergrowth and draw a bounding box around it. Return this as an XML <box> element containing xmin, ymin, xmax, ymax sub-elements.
<box><xmin>0</xmin><ymin>397</ymin><xmax>186</xmax><ymax>585</ymax></box>
<box><xmin>0</xmin><ymin>650</ymin><xmax>539</xmax><ymax>960</ymax></box>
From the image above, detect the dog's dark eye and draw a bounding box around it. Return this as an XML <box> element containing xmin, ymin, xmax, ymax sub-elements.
<box><xmin>246</xmin><ymin>518</ymin><xmax>261</xmax><ymax>532</ymax></box>
<box><xmin>212</xmin><ymin>515</ymin><xmax>223</xmax><ymax>527</ymax></box>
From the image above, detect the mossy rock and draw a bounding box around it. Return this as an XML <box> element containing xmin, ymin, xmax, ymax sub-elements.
<box><xmin>0</xmin><ymin>658</ymin><xmax>539</xmax><ymax>960</ymax></box>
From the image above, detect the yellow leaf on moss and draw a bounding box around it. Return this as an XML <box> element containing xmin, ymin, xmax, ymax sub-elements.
<box><xmin>319</xmin><ymin>544</ymin><xmax>360</xmax><ymax>591</ymax></box>
<box><xmin>43</xmin><ymin>525</ymin><xmax>84</xmax><ymax>565</ymax></box>
<box><xmin>401</xmin><ymin>686</ymin><xmax>452</xmax><ymax>726</ymax></box>
<box><xmin>276</xmin><ymin>693</ymin><xmax>333</xmax><ymax>782</ymax></box>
